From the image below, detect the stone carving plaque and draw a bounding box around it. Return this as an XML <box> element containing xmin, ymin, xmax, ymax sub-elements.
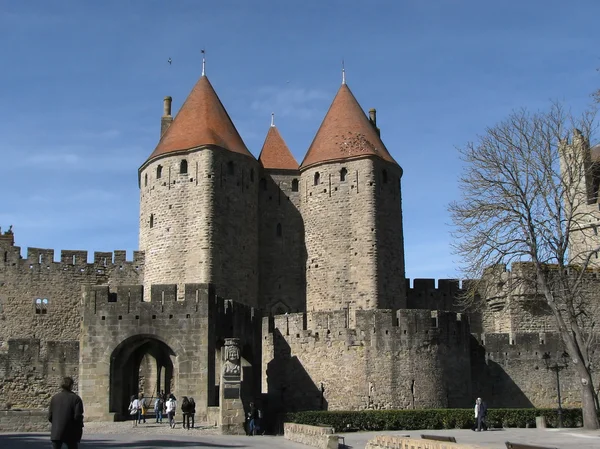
<box><xmin>222</xmin><ymin>338</ymin><xmax>241</xmax><ymax>379</ymax></box>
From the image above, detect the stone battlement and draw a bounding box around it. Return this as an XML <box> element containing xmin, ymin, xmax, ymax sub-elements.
<box><xmin>1</xmin><ymin>245</ymin><xmax>144</xmax><ymax>271</ymax></box>
<box><xmin>264</xmin><ymin>309</ymin><xmax>470</xmax><ymax>349</ymax></box>
<box><xmin>478</xmin><ymin>331</ymin><xmax>565</xmax><ymax>355</ymax></box>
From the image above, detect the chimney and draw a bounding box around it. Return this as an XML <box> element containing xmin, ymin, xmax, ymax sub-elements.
<box><xmin>161</xmin><ymin>96</ymin><xmax>173</xmax><ymax>137</ymax></box>
<box><xmin>368</xmin><ymin>108</ymin><xmax>380</xmax><ymax>137</ymax></box>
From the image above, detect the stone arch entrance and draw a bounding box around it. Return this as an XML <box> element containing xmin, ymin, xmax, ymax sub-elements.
<box><xmin>109</xmin><ymin>335</ymin><xmax>176</xmax><ymax>418</ymax></box>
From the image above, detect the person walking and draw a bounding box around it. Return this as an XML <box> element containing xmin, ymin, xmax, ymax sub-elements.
<box><xmin>181</xmin><ymin>396</ymin><xmax>191</xmax><ymax>429</ymax></box>
<box><xmin>473</xmin><ymin>397</ymin><xmax>488</xmax><ymax>431</ymax></box>
<box><xmin>154</xmin><ymin>396</ymin><xmax>164</xmax><ymax>423</ymax></box>
<box><xmin>166</xmin><ymin>394</ymin><xmax>177</xmax><ymax>428</ymax></box>
<box><xmin>48</xmin><ymin>377</ymin><xmax>84</xmax><ymax>449</ymax></box>
<box><xmin>128</xmin><ymin>395</ymin><xmax>140</xmax><ymax>427</ymax></box>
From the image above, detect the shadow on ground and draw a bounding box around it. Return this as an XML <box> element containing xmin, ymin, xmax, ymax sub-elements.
<box><xmin>0</xmin><ymin>434</ymin><xmax>246</xmax><ymax>449</ymax></box>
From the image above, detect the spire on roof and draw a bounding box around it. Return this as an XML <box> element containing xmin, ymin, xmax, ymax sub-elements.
<box><xmin>271</xmin><ymin>112</ymin><xmax>275</xmax><ymax>127</ymax></box>
<box><xmin>258</xmin><ymin>121</ymin><xmax>299</xmax><ymax>170</ymax></box>
<box><xmin>144</xmin><ymin>75</ymin><xmax>253</xmax><ymax>163</ymax></box>
<box><xmin>201</xmin><ymin>49</ymin><xmax>206</xmax><ymax>76</ymax></box>
<box><xmin>342</xmin><ymin>59</ymin><xmax>346</xmax><ymax>85</ymax></box>
<box><xmin>300</xmin><ymin>83</ymin><xmax>397</xmax><ymax>169</ymax></box>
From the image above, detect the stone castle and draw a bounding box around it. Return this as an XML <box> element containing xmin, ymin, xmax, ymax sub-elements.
<box><xmin>1</xmin><ymin>67</ymin><xmax>599</xmax><ymax>430</ymax></box>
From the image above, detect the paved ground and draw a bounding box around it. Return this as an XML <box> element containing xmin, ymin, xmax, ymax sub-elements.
<box><xmin>1</xmin><ymin>423</ymin><xmax>600</xmax><ymax>448</ymax></box>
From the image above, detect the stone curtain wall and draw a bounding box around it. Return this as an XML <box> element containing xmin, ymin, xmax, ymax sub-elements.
<box><xmin>263</xmin><ymin>309</ymin><xmax>472</xmax><ymax>412</ymax></box>
<box><xmin>472</xmin><ymin>332</ymin><xmax>600</xmax><ymax>408</ymax></box>
<box><xmin>0</xmin><ymin>410</ymin><xmax>49</xmax><ymax>432</ymax></box>
<box><xmin>283</xmin><ymin>423</ymin><xmax>339</xmax><ymax>449</ymax></box>
<box><xmin>0</xmin><ymin>243</ymin><xmax>143</xmax><ymax>344</ymax></box>
<box><xmin>139</xmin><ymin>147</ymin><xmax>259</xmax><ymax>307</ymax></box>
<box><xmin>0</xmin><ymin>339</ymin><xmax>79</xmax><ymax>410</ymax></box>
<box><xmin>258</xmin><ymin>168</ymin><xmax>306</xmax><ymax>314</ymax></box>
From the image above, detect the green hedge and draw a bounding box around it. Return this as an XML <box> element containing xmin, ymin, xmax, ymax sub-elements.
<box><xmin>284</xmin><ymin>408</ymin><xmax>588</xmax><ymax>431</ymax></box>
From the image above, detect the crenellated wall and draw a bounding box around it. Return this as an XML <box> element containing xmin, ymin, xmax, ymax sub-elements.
<box><xmin>258</xmin><ymin>168</ymin><xmax>306</xmax><ymax>314</ymax></box>
<box><xmin>262</xmin><ymin>308</ymin><xmax>472</xmax><ymax>413</ymax></box>
<box><xmin>472</xmin><ymin>332</ymin><xmax>600</xmax><ymax>409</ymax></box>
<box><xmin>0</xmin><ymin>241</ymin><xmax>143</xmax><ymax>345</ymax></box>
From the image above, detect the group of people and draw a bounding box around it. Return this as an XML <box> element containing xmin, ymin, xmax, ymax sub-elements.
<box><xmin>473</xmin><ymin>397</ymin><xmax>488</xmax><ymax>431</ymax></box>
<box><xmin>128</xmin><ymin>392</ymin><xmax>196</xmax><ymax>429</ymax></box>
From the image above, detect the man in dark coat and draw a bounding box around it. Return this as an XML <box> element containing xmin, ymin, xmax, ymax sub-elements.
<box><xmin>48</xmin><ymin>377</ymin><xmax>84</xmax><ymax>449</ymax></box>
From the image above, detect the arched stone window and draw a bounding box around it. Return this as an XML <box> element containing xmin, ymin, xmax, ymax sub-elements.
<box><xmin>340</xmin><ymin>167</ymin><xmax>348</xmax><ymax>182</ymax></box>
<box><xmin>314</xmin><ymin>172</ymin><xmax>320</xmax><ymax>186</ymax></box>
<box><xmin>276</xmin><ymin>223</ymin><xmax>282</xmax><ymax>237</ymax></box>
<box><xmin>250</xmin><ymin>169</ymin><xmax>254</xmax><ymax>182</ymax></box>
<box><xmin>157</xmin><ymin>165</ymin><xmax>163</xmax><ymax>179</ymax></box>
<box><xmin>180</xmin><ymin>159</ymin><xmax>188</xmax><ymax>174</ymax></box>
<box><xmin>150</xmin><ymin>214</ymin><xmax>154</xmax><ymax>228</ymax></box>
<box><xmin>35</xmin><ymin>298</ymin><xmax>49</xmax><ymax>315</ymax></box>
<box><xmin>227</xmin><ymin>161</ymin><xmax>235</xmax><ymax>175</ymax></box>
<box><xmin>291</xmin><ymin>179</ymin><xmax>299</xmax><ymax>192</ymax></box>
<box><xmin>260</xmin><ymin>178</ymin><xmax>267</xmax><ymax>191</ymax></box>
<box><xmin>382</xmin><ymin>169</ymin><xmax>388</xmax><ymax>184</ymax></box>
<box><xmin>144</xmin><ymin>173</ymin><xmax>148</xmax><ymax>187</ymax></box>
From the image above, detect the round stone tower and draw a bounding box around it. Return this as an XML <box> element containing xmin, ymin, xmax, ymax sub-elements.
<box><xmin>299</xmin><ymin>81</ymin><xmax>406</xmax><ymax>311</ymax></box>
<box><xmin>139</xmin><ymin>72</ymin><xmax>259</xmax><ymax>304</ymax></box>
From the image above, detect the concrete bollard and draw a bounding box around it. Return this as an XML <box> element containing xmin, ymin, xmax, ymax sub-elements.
<box><xmin>535</xmin><ymin>416</ymin><xmax>547</xmax><ymax>428</ymax></box>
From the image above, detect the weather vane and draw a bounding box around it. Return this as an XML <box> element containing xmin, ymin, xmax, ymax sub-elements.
<box><xmin>342</xmin><ymin>59</ymin><xmax>346</xmax><ymax>85</ymax></box>
<box><xmin>201</xmin><ymin>49</ymin><xmax>206</xmax><ymax>76</ymax></box>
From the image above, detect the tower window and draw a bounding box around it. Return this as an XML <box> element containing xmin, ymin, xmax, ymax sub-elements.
<box><xmin>35</xmin><ymin>298</ymin><xmax>49</xmax><ymax>315</ymax></box>
<box><xmin>382</xmin><ymin>169</ymin><xmax>388</xmax><ymax>184</ymax></box>
<box><xmin>150</xmin><ymin>214</ymin><xmax>154</xmax><ymax>228</ymax></box>
<box><xmin>340</xmin><ymin>167</ymin><xmax>347</xmax><ymax>182</ymax></box>
<box><xmin>260</xmin><ymin>178</ymin><xmax>267</xmax><ymax>191</ymax></box>
<box><xmin>276</xmin><ymin>223</ymin><xmax>282</xmax><ymax>237</ymax></box>
<box><xmin>227</xmin><ymin>161</ymin><xmax>235</xmax><ymax>175</ymax></box>
<box><xmin>314</xmin><ymin>172</ymin><xmax>320</xmax><ymax>186</ymax></box>
<box><xmin>180</xmin><ymin>159</ymin><xmax>188</xmax><ymax>174</ymax></box>
<box><xmin>157</xmin><ymin>165</ymin><xmax>163</xmax><ymax>179</ymax></box>
<box><xmin>144</xmin><ymin>173</ymin><xmax>148</xmax><ymax>187</ymax></box>
<box><xmin>250</xmin><ymin>169</ymin><xmax>254</xmax><ymax>182</ymax></box>
<box><xmin>292</xmin><ymin>179</ymin><xmax>299</xmax><ymax>192</ymax></box>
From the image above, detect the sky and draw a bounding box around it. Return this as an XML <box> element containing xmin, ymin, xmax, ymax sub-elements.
<box><xmin>0</xmin><ymin>0</ymin><xmax>599</xmax><ymax>281</ymax></box>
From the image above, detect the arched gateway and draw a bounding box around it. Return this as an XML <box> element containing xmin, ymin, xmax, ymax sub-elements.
<box><xmin>109</xmin><ymin>335</ymin><xmax>175</xmax><ymax>417</ymax></box>
<box><xmin>79</xmin><ymin>283</ymin><xmax>261</xmax><ymax>426</ymax></box>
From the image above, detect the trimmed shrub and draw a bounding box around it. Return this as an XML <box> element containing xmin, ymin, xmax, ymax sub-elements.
<box><xmin>285</xmin><ymin>408</ymin><xmax>591</xmax><ymax>432</ymax></box>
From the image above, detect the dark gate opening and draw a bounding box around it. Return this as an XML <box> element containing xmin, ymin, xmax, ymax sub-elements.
<box><xmin>109</xmin><ymin>335</ymin><xmax>175</xmax><ymax>420</ymax></box>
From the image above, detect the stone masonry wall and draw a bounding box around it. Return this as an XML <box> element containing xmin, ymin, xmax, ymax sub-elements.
<box><xmin>80</xmin><ymin>284</ymin><xmax>212</xmax><ymax>421</ymax></box>
<box><xmin>262</xmin><ymin>309</ymin><xmax>472</xmax><ymax>413</ymax></box>
<box><xmin>258</xmin><ymin>168</ymin><xmax>306</xmax><ymax>313</ymax></box>
<box><xmin>301</xmin><ymin>158</ymin><xmax>380</xmax><ymax>311</ymax></box>
<box><xmin>0</xmin><ymin>240</ymin><xmax>142</xmax><ymax>345</ymax></box>
<box><xmin>139</xmin><ymin>147</ymin><xmax>259</xmax><ymax>306</ymax></box>
<box><xmin>374</xmin><ymin>158</ymin><xmax>406</xmax><ymax>309</ymax></box>
<box><xmin>473</xmin><ymin>332</ymin><xmax>600</xmax><ymax>409</ymax></box>
<box><xmin>0</xmin><ymin>339</ymin><xmax>79</xmax><ymax>410</ymax></box>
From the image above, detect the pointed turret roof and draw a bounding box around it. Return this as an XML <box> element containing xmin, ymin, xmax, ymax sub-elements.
<box><xmin>146</xmin><ymin>75</ymin><xmax>252</xmax><ymax>162</ymax></box>
<box><xmin>300</xmin><ymin>84</ymin><xmax>397</xmax><ymax>169</ymax></box>
<box><xmin>258</xmin><ymin>124</ymin><xmax>299</xmax><ymax>170</ymax></box>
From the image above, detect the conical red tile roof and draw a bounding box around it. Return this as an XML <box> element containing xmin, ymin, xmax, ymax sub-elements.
<box><xmin>258</xmin><ymin>126</ymin><xmax>299</xmax><ymax>170</ymax></box>
<box><xmin>300</xmin><ymin>84</ymin><xmax>397</xmax><ymax>169</ymax></box>
<box><xmin>146</xmin><ymin>75</ymin><xmax>252</xmax><ymax>162</ymax></box>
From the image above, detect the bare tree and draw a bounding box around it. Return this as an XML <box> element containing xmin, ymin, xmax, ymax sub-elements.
<box><xmin>450</xmin><ymin>103</ymin><xmax>600</xmax><ymax>429</ymax></box>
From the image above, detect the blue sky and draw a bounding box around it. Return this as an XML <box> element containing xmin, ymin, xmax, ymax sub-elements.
<box><xmin>0</xmin><ymin>0</ymin><xmax>598</xmax><ymax>281</ymax></box>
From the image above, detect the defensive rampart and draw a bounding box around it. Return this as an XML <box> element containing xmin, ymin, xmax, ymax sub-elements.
<box><xmin>262</xmin><ymin>309</ymin><xmax>472</xmax><ymax>413</ymax></box>
<box><xmin>0</xmin><ymin>339</ymin><xmax>79</xmax><ymax>410</ymax></box>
